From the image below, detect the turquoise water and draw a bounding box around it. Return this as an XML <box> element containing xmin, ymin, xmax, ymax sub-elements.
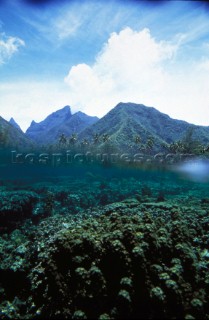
<box><xmin>1</xmin><ymin>151</ymin><xmax>209</xmax><ymax>319</ymax></box>
<box><xmin>1</xmin><ymin>154</ymin><xmax>209</xmax><ymax>200</ymax></box>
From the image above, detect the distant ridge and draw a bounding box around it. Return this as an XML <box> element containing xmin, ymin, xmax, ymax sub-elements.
<box><xmin>2</xmin><ymin>102</ymin><xmax>209</xmax><ymax>152</ymax></box>
<box><xmin>0</xmin><ymin>116</ymin><xmax>34</xmax><ymax>150</ymax></box>
<box><xmin>25</xmin><ymin>106</ymin><xmax>99</xmax><ymax>145</ymax></box>
<box><xmin>9</xmin><ymin>117</ymin><xmax>22</xmax><ymax>132</ymax></box>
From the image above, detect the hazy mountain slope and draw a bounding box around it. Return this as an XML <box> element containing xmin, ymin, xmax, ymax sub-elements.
<box><xmin>26</xmin><ymin>106</ymin><xmax>98</xmax><ymax>145</ymax></box>
<box><xmin>0</xmin><ymin>116</ymin><xmax>34</xmax><ymax>150</ymax></box>
<box><xmin>25</xmin><ymin>106</ymin><xmax>72</xmax><ymax>144</ymax></box>
<box><xmin>59</xmin><ymin>111</ymin><xmax>99</xmax><ymax>136</ymax></box>
<box><xmin>9</xmin><ymin>117</ymin><xmax>22</xmax><ymax>132</ymax></box>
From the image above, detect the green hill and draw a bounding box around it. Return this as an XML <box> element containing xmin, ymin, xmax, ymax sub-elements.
<box><xmin>78</xmin><ymin>102</ymin><xmax>209</xmax><ymax>153</ymax></box>
<box><xmin>0</xmin><ymin>116</ymin><xmax>34</xmax><ymax>151</ymax></box>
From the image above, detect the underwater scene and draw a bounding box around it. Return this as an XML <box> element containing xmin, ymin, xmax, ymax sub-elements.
<box><xmin>2</xmin><ymin>0</ymin><xmax>209</xmax><ymax>319</ymax></box>
<box><xmin>1</xmin><ymin>151</ymin><xmax>209</xmax><ymax>319</ymax></box>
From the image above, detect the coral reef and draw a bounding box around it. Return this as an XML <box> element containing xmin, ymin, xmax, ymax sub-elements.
<box><xmin>1</xmin><ymin>167</ymin><xmax>209</xmax><ymax>319</ymax></box>
<box><xmin>0</xmin><ymin>191</ymin><xmax>38</xmax><ymax>232</ymax></box>
<box><xmin>29</xmin><ymin>200</ymin><xmax>209</xmax><ymax>319</ymax></box>
<box><xmin>0</xmin><ymin>195</ymin><xmax>209</xmax><ymax>319</ymax></box>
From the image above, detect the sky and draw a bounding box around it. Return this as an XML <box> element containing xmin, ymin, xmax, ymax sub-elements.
<box><xmin>1</xmin><ymin>0</ymin><xmax>209</xmax><ymax>131</ymax></box>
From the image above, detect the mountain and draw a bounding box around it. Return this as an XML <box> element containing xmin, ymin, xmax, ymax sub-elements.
<box><xmin>78</xmin><ymin>102</ymin><xmax>209</xmax><ymax>152</ymax></box>
<box><xmin>25</xmin><ymin>106</ymin><xmax>99</xmax><ymax>145</ymax></box>
<box><xmin>0</xmin><ymin>116</ymin><xmax>34</xmax><ymax>151</ymax></box>
<box><xmin>3</xmin><ymin>102</ymin><xmax>209</xmax><ymax>153</ymax></box>
<box><xmin>25</xmin><ymin>106</ymin><xmax>72</xmax><ymax>144</ymax></box>
<box><xmin>56</xmin><ymin>111</ymin><xmax>99</xmax><ymax>136</ymax></box>
<box><xmin>9</xmin><ymin>117</ymin><xmax>22</xmax><ymax>132</ymax></box>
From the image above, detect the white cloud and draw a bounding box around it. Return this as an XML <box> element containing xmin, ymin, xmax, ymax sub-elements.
<box><xmin>54</xmin><ymin>10</ymin><xmax>82</xmax><ymax>40</ymax></box>
<box><xmin>23</xmin><ymin>11</ymin><xmax>81</xmax><ymax>42</ymax></box>
<box><xmin>64</xmin><ymin>27</ymin><xmax>209</xmax><ymax>126</ymax></box>
<box><xmin>64</xmin><ymin>27</ymin><xmax>177</xmax><ymax>116</ymax></box>
<box><xmin>0</xmin><ymin>33</ymin><xmax>25</xmax><ymax>64</ymax></box>
<box><xmin>1</xmin><ymin>27</ymin><xmax>209</xmax><ymax>132</ymax></box>
<box><xmin>21</xmin><ymin>1</ymin><xmax>92</xmax><ymax>43</ymax></box>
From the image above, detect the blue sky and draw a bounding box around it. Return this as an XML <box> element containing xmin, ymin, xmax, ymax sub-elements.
<box><xmin>1</xmin><ymin>0</ymin><xmax>209</xmax><ymax>131</ymax></box>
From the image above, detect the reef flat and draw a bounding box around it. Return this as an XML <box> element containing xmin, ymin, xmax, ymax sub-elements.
<box><xmin>0</xmin><ymin>175</ymin><xmax>209</xmax><ymax>319</ymax></box>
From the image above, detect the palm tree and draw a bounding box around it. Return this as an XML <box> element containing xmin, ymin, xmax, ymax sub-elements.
<box><xmin>58</xmin><ymin>133</ymin><xmax>67</xmax><ymax>147</ymax></box>
<box><xmin>134</xmin><ymin>135</ymin><xmax>141</xmax><ymax>145</ymax></box>
<box><xmin>69</xmin><ymin>133</ymin><xmax>77</xmax><ymax>145</ymax></box>
<box><xmin>81</xmin><ymin>138</ymin><xmax>89</xmax><ymax>147</ymax></box>
<box><xmin>168</xmin><ymin>141</ymin><xmax>185</xmax><ymax>153</ymax></box>
<box><xmin>93</xmin><ymin>133</ymin><xmax>100</xmax><ymax>144</ymax></box>
<box><xmin>146</xmin><ymin>135</ymin><xmax>154</xmax><ymax>152</ymax></box>
<box><xmin>102</xmin><ymin>133</ymin><xmax>110</xmax><ymax>143</ymax></box>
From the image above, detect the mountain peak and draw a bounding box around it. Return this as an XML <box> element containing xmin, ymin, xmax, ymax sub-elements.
<box><xmin>48</xmin><ymin>105</ymin><xmax>72</xmax><ymax>121</ymax></box>
<box><xmin>25</xmin><ymin>105</ymin><xmax>98</xmax><ymax>144</ymax></box>
<box><xmin>0</xmin><ymin>116</ymin><xmax>34</xmax><ymax>150</ymax></box>
<box><xmin>113</xmin><ymin>102</ymin><xmax>170</xmax><ymax>118</ymax></box>
<box><xmin>9</xmin><ymin>117</ymin><xmax>22</xmax><ymax>132</ymax></box>
<box><xmin>79</xmin><ymin>101</ymin><xmax>206</xmax><ymax>152</ymax></box>
<box><xmin>30</xmin><ymin>120</ymin><xmax>37</xmax><ymax>126</ymax></box>
<box><xmin>116</xmin><ymin>102</ymin><xmax>149</xmax><ymax>110</ymax></box>
<box><xmin>56</xmin><ymin>105</ymin><xmax>71</xmax><ymax>114</ymax></box>
<box><xmin>74</xmin><ymin>111</ymin><xmax>98</xmax><ymax>119</ymax></box>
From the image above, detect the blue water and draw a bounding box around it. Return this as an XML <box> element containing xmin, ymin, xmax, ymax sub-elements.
<box><xmin>0</xmin><ymin>154</ymin><xmax>209</xmax><ymax>202</ymax></box>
